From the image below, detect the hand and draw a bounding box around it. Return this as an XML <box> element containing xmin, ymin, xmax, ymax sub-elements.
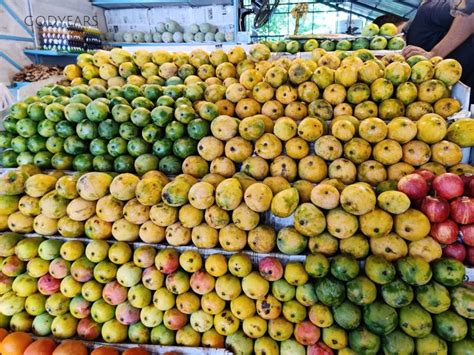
<box><xmin>402</xmin><ymin>45</ymin><xmax>433</xmax><ymax>58</ymax></box>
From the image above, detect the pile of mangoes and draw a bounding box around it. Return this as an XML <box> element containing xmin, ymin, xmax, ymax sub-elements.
<box><xmin>1</xmin><ymin>44</ymin><xmax>472</xmax><ymax>179</ymax></box>
<box><xmin>261</xmin><ymin>22</ymin><xmax>406</xmax><ymax>54</ymax></box>
<box><xmin>0</xmin><ymin>231</ymin><xmax>472</xmax><ymax>354</ymax></box>
<box><xmin>0</xmin><ymin>168</ymin><xmax>458</xmax><ymax>261</ymax></box>
<box><xmin>1</xmin><ymin>44</ymin><xmax>474</xmax><ymax>353</ymax></box>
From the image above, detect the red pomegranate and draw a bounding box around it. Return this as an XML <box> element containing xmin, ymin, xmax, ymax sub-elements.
<box><xmin>432</xmin><ymin>173</ymin><xmax>464</xmax><ymax>200</ymax></box>
<box><xmin>442</xmin><ymin>242</ymin><xmax>466</xmax><ymax>262</ymax></box>
<box><xmin>450</xmin><ymin>196</ymin><xmax>474</xmax><ymax>224</ymax></box>
<box><xmin>398</xmin><ymin>174</ymin><xmax>429</xmax><ymax>200</ymax></box>
<box><xmin>460</xmin><ymin>173</ymin><xmax>473</xmax><ymax>189</ymax></box>
<box><xmin>421</xmin><ymin>196</ymin><xmax>450</xmax><ymax>223</ymax></box>
<box><xmin>430</xmin><ymin>219</ymin><xmax>459</xmax><ymax>244</ymax></box>
<box><xmin>460</xmin><ymin>224</ymin><xmax>474</xmax><ymax>247</ymax></box>
<box><xmin>415</xmin><ymin>169</ymin><xmax>436</xmax><ymax>184</ymax></box>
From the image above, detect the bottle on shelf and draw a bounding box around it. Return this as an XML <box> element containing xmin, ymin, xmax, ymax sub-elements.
<box><xmin>37</xmin><ymin>20</ymin><xmax>103</xmax><ymax>53</ymax></box>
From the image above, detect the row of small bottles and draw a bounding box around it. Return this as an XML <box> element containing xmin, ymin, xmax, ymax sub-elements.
<box><xmin>38</xmin><ymin>21</ymin><xmax>102</xmax><ymax>53</ymax></box>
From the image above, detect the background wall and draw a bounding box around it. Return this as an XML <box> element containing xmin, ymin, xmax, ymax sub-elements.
<box><xmin>0</xmin><ymin>0</ymin><xmax>106</xmax><ymax>84</ymax></box>
<box><xmin>0</xmin><ymin>0</ymin><xmax>34</xmax><ymax>84</ymax></box>
<box><xmin>104</xmin><ymin>5</ymin><xmax>235</xmax><ymax>36</ymax></box>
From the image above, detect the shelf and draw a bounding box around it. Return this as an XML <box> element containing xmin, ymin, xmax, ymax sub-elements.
<box><xmin>105</xmin><ymin>41</ymin><xmax>236</xmax><ymax>47</ymax></box>
<box><xmin>24</xmin><ymin>49</ymin><xmax>81</xmax><ymax>57</ymax></box>
<box><xmin>298</xmin><ymin>49</ymin><xmax>402</xmax><ymax>58</ymax></box>
<box><xmin>106</xmin><ymin>42</ymin><xmax>248</xmax><ymax>53</ymax></box>
<box><xmin>90</xmin><ymin>0</ymin><xmax>232</xmax><ymax>9</ymax></box>
<box><xmin>287</xmin><ymin>34</ymin><xmax>404</xmax><ymax>41</ymax></box>
<box><xmin>23</xmin><ymin>333</ymin><xmax>232</xmax><ymax>355</ymax></box>
<box><xmin>23</xmin><ymin>49</ymin><xmax>83</xmax><ymax>65</ymax></box>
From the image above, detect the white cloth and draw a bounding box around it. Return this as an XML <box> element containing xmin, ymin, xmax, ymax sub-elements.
<box><xmin>0</xmin><ymin>84</ymin><xmax>14</xmax><ymax>112</ymax></box>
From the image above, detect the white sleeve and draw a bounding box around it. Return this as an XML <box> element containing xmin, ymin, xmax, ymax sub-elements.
<box><xmin>450</xmin><ymin>0</ymin><xmax>474</xmax><ymax>16</ymax></box>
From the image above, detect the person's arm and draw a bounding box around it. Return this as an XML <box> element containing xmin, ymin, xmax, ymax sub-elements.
<box><xmin>403</xmin><ymin>12</ymin><xmax>474</xmax><ymax>58</ymax></box>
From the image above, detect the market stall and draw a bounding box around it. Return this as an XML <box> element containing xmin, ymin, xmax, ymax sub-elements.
<box><xmin>0</xmin><ymin>1</ymin><xmax>473</xmax><ymax>354</ymax></box>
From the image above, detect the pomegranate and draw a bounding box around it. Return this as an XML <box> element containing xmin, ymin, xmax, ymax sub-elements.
<box><xmin>450</xmin><ymin>196</ymin><xmax>474</xmax><ymax>224</ymax></box>
<box><xmin>432</xmin><ymin>173</ymin><xmax>464</xmax><ymax>200</ymax></box>
<box><xmin>398</xmin><ymin>174</ymin><xmax>429</xmax><ymax>200</ymax></box>
<box><xmin>460</xmin><ymin>224</ymin><xmax>474</xmax><ymax>247</ymax></box>
<box><xmin>415</xmin><ymin>169</ymin><xmax>436</xmax><ymax>184</ymax></box>
<box><xmin>430</xmin><ymin>219</ymin><xmax>459</xmax><ymax>244</ymax></box>
<box><xmin>421</xmin><ymin>196</ymin><xmax>450</xmax><ymax>223</ymax></box>
<box><xmin>442</xmin><ymin>242</ymin><xmax>466</xmax><ymax>262</ymax></box>
<box><xmin>460</xmin><ymin>173</ymin><xmax>473</xmax><ymax>190</ymax></box>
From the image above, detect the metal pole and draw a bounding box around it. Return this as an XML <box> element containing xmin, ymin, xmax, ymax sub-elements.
<box><xmin>27</xmin><ymin>0</ymin><xmax>39</xmax><ymax>49</ymax></box>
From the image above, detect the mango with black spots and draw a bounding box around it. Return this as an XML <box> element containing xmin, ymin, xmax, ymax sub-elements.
<box><xmin>0</xmin><ymin>171</ymin><xmax>27</xmax><ymax>196</ymax></box>
<box><xmin>397</xmin><ymin>255</ymin><xmax>432</xmax><ymax>286</ymax></box>
<box><xmin>0</xmin><ymin>195</ymin><xmax>19</xmax><ymax>216</ymax></box>
<box><xmin>416</xmin><ymin>281</ymin><xmax>451</xmax><ymax>314</ymax></box>
<box><xmin>446</xmin><ymin>118</ymin><xmax>474</xmax><ymax>147</ymax></box>
<box><xmin>395</xmin><ymin>208</ymin><xmax>431</xmax><ymax>242</ymax></box>
<box><xmin>434</xmin><ymin>58</ymin><xmax>462</xmax><ymax>86</ymax></box>
<box><xmin>293</xmin><ymin>203</ymin><xmax>326</xmax><ymax>238</ymax></box>
<box><xmin>315</xmin><ymin>276</ymin><xmax>345</xmax><ymax>307</ymax></box>
<box><xmin>364</xmin><ymin>255</ymin><xmax>396</xmax><ymax>285</ymax></box>
<box><xmin>399</xmin><ymin>303</ymin><xmax>433</xmax><ymax>338</ymax></box>
<box><xmin>326</xmin><ymin>207</ymin><xmax>359</xmax><ymax>239</ymax></box>
<box><xmin>340</xmin><ymin>182</ymin><xmax>376</xmax><ymax>216</ymax></box>
<box><xmin>76</xmin><ymin>172</ymin><xmax>112</xmax><ymax>202</ymax></box>
<box><xmin>382</xmin><ymin>330</ymin><xmax>415</xmax><ymax>354</ymax></box>
<box><xmin>348</xmin><ymin>326</ymin><xmax>380</xmax><ymax>353</ymax></box>
<box><xmin>359</xmin><ymin>208</ymin><xmax>393</xmax><ymax>238</ymax></box>
<box><xmin>415</xmin><ymin>333</ymin><xmax>448</xmax><ymax>354</ymax></box>
<box><xmin>244</xmin><ymin>182</ymin><xmax>272</xmax><ymax>213</ymax></box>
<box><xmin>408</xmin><ymin>237</ymin><xmax>442</xmax><ymax>262</ymax></box>
<box><xmin>215</xmin><ymin>178</ymin><xmax>242</xmax><ymax>211</ymax></box>
<box><xmin>322</xmin><ymin>325</ymin><xmax>348</xmax><ymax>350</ymax></box>
<box><xmin>369</xmin><ymin>233</ymin><xmax>408</xmax><ymax>261</ymax></box>
<box><xmin>39</xmin><ymin>190</ymin><xmax>69</xmax><ymax>219</ymax></box>
<box><xmin>25</xmin><ymin>174</ymin><xmax>57</xmax><ymax>198</ymax></box>
<box><xmin>451</xmin><ymin>285</ymin><xmax>474</xmax><ymax>320</ymax></box>
<box><xmin>277</xmin><ymin>227</ymin><xmax>307</xmax><ymax>255</ymax></box>
<box><xmin>271</xmin><ymin>188</ymin><xmax>299</xmax><ymax>218</ymax></box>
<box><xmin>109</xmin><ymin>173</ymin><xmax>139</xmax><ymax>201</ymax></box>
<box><xmin>363</xmin><ymin>301</ymin><xmax>398</xmax><ymax>336</ymax></box>
<box><xmin>8</xmin><ymin>211</ymin><xmax>34</xmax><ymax>233</ymax></box>
<box><xmin>346</xmin><ymin>276</ymin><xmax>377</xmax><ymax>306</ymax></box>
<box><xmin>432</xmin><ymin>258</ymin><xmax>465</xmax><ymax>287</ymax></box>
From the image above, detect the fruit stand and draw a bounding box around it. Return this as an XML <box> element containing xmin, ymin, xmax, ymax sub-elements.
<box><xmin>0</xmin><ymin>9</ymin><xmax>474</xmax><ymax>355</ymax></box>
